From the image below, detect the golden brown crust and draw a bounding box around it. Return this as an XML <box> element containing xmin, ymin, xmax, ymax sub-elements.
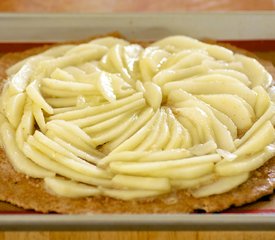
<box><xmin>0</xmin><ymin>37</ymin><xmax>274</xmax><ymax>213</ymax></box>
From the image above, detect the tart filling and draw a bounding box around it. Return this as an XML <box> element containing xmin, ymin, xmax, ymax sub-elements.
<box><xmin>0</xmin><ymin>36</ymin><xmax>274</xmax><ymax>201</ymax></box>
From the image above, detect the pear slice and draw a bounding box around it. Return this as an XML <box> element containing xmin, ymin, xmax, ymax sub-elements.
<box><xmin>0</xmin><ymin>121</ymin><xmax>54</xmax><ymax>178</ymax></box>
<box><xmin>174</xmin><ymin>107</ymin><xmax>214</xmax><ymax>144</ymax></box>
<box><xmin>152</xmin><ymin>65</ymin><xmax>208</xmax><ymax>86</ymax></box>
<box><xmin>26</xmin><ymin>80</ymin><xmax>53</xmax><ymax>114</ymax></box>
<box><xmin>90</xmin><ymin>113</ymin><xmax>137</xmax><ymax>146</ymax></box>
<box><xmin>70</xmin><ymin>98</ymin><xmax>145</xmax><ymax>128</ymax></box>
<box><xmin>50</xmin><ymin>68</ymin><xmax>75</xmax><ymax>82</ymax></box>
<box><xmin>142</xmin><ymin>162</ymin><xmax>214</xmax><ymax>179</ymax></box>
<box><xmin>171</xmin><ymin>173</ymin><xmax>215</xmax><ymax>189</ymax></box>
<box><xmin>197</xmin><ymin>94</ymin><xmax>254</xmax><ymax>131</ymax></box>
<box><xmin>163</xmin><ymin>74</ymin><xmax>257</xmax><ymax>106</ymax></box>
<box><xmin>206</xmin><ymin>44</ymin><xmax>234</xmax><ymax>61</ymax></box>
<box><xmin>152</xmin><ymin>36</ymin><xmax>205</xmax><ymax>53</ymax></box>
<box><xmin>112</xmin><ymin>175</ymin><xmax>170</xmax><ymax>191</ymax></box>
<box><xmin>135</xmin><ymin>109</ymin><xmax>164</xmax><ymax>151</ymax></box>
<box><xmin>208</xmin><ymin>69</ymin><xmax>250</xmax><ymax>86</ymax></box>
<box><xmin>165</xmin><ymin>107</ymin><xmax>192</xmax><ymax>149</ymax></box>
<box><xmin>6</xmin><ymin>93</ymin><xmax>26</xmax><ymax>128</ymax></box>
<box><xmin>216</xmin><ymin>145</ymin><xmax>275</xmax><ymax>177</ymax></box>
<box><xmin>84</xmin><ymin>111</ymin><xmax>130</xmax><ymax>134</ymax></box>
<box><xmin>139</xmin><ymin>47</ymin><xmax>170</xmax><ymax>82</ymax></box>
<box><xmin>234</xmin><ymin>121</ymin><xmax>275</xmax><ymax>157</ymax></box>
<box><xmin>168</xmin><ymin>90</ymin><xmax>236</xmax><ymax>150</ymax></box>
<box><xmin>109</xmin><ymin>154</ymin><xmax>220</xmax><ymax>175</ymax></box>
<box><xmin>235</xmin><ymin>53</ymin><xmax>273</xmax><ymax>88</ymax></box>
<box><xmin>234</xmin><ymin>105</ymin><xmax>275</xmax><ymax>148</ymax></box>
<box><xmin>97</xmin><ymin>72</ymin><xmax>116</xmax><ymax>102</ymax></box>
<box><xmin>45</xmin><ymin>177</ymin><xmax>100</xmax><ymax>198</ymax></box>
<box><xmin>253</xmin><ymin>86</ymin><xmax>271</xmax><ymax>118</ymax></box>
<box><xmin>143</xmin><ymin>82</ymin><xmax>162</xmax><ymax>110</ymax></box>
<box><xmin>111</xmin><ymin>110</ymin><xmax>160</xmax><ymax>153</ymax></box>
<box><xmin>23</xmin><ymin>143</ymin><xmax>112</xmax><ymax>187</ymax></box>
<box><xmin>27</xmin><ymin>135</ymin><xmax>111</xmax><ymax>179</ymax></box>
<box><xmin>191</xmin><ymin>173</ymin><xmax>249</xmax><ymax>198</ymax></box>
<box><xmin>149</xmin><ymin>108</ymin><xmax>170</xmax><ymax>150</ymax></box>
<box><xmin>102</xmin><ymin>108</ymin><xmax>154</xmax><ymax>153</ymax></box>
<box><xmin>50</xmin><ymin>91</ymin><xmax>143</xmax><ymax>121</ymax></box>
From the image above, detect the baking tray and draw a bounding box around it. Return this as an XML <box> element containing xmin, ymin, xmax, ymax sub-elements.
<box><xmin>0</xmin><ymin>12</ymin><xmax>275</xmax><ymax>231</ymax></box>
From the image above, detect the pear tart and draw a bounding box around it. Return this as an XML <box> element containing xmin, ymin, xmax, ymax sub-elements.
<box><xmin>0</xmin><ymin>35</ymin><xmax>274</xmax><ymax>213</ymax></box>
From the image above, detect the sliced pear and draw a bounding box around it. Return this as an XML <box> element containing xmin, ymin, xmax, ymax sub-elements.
<box><xmin>84</xmin><ymin>111</ymin><xmax>130</xmax><ymax>134</ymax></box>
<box><xmin>138</xmin><ymin>149</ymin><xmax>192</xmax><ymax>162</ymax></box>
<box><xmin>97</xmin><ymin>72</ymin><xmax>116</xmax><ymax>102</ymax></box>
<box><xmin>70</xmin><ymin>98</ymin><xmax>145</xmax><ymax>128</ymax></box>
<box><xmin>191</xmin><ymin>173</ymin><xmax>249</xmax><ymax>198</ymax></box>
<box><xmin>112</xmin><ymin>175</ymin><xmax>170</xmax><ymax>191</ymax></box>
<box><xmin>234</xmin><ymin>121</ymin><xmax>275</xmax><ymax>156</ymax></box>
<box><xmin>234</xmin><ymin>105</ymin><xmax>275</xmax><ymax>148</ymax></box>
<box><xmin>253</xmin><ymin>86</ymin><xmax>271</xmax><ymax>118</ymax></box>
<box><xmin>216</xmin><ymin>146</ymin><xmax>275</xmax><ymax>177</ymax></box>
<box><xmin>27</xmin><ymin>135</ymin><xmax>110</xmax><ymax>179</ymax></box>
<box><xmin>8</xmin><ymin>63</ymin><xmax>33</xmax><ymax>95</ymax></box>
<box><xmin>171</xmin><ymin>174</ymin><xmax>215</xmax><ymax>189</ymax></box>
<box><xmin>46</xmin><ymin>97</ymin><xmax>77</xmax><ymax>108</ymax></box>
<box><xmin>165</xmin><ymin>107</ymin><xmax>192</xmax><ymax>149</ymax></box>
<box><xmin>111</xmin><ymin>74</ymin><xmax>135</xmax><ymax>98</ymax></box>
<box><xmin>151</xmin><ymin>35</ymin><xmax>205</xmax><ymax>53</ymax></box>
<box><xmin>150</xmin><ymin>109</ymin><xmax>170</xmax><ymax>150</ymax></box>
<box><xmin>108</xmin><ymin>44</ymin><xmax>134</xmax><ymax>86</ymax></box>
<box><xmin>26</xmin><ymin>80</ymin><xmax>53</xmax><ymax>114</ymax></box>
<box><xmin>206</xmin><ymin>44</ymin><xmax>234</xmax><ymax>61</ymax></box>
<box><xmin>50</xmin><ymin>135</ymin><xmax>102</xmax><ymax>164</ymax></box>
<box><xmin>23</xmin><ymin>143</ymin><xmax>112</xmax><ymax>187</ymax></box>
<box><xmin>32</xmin><ymin>104</ymin><xmax>46</xmax><ymax>133</ymax></box>
<box><xmin>149</xmin><ymin>163</ymin><xmax>214</xmax><ymax>179</ymax></box>
<box><xmin>0</xmin><ymin>121</ymin><xmax>54</xmax><ymax>178</ymax></box>
<box><xmin>103</xmin><ymin>108</ymin><xmax>154</xmax><ymax>153</ymax></box>
<box><xmin>46</xmin><ymin>121</ymin><xmax>95</xmax><ymax>153</ymax></box>
<box><xmin>109</xmin><ymin>154</ymin><xmax>220</xmax><ymax>175</ymax></box>
<box><xmin>197</xmin><ymin>94</ymin><xmax>254</xmax><ymax>131</ymax></box>
<box><xmin>98</xmin><ymin>151</ymin><xmax>148</xmax><ymax>167</ymax></box>
<box><xmin>174</xmin><ymin>107</ymin><xmax>214</xmax><ymax>144</ymax></box>
<box><xmin>49</xmin><ymin>92</ymin><xmax>143</xmax><ymax>121</ymax></box>
<box><xmin>45</xmin><ymin>177</ymin><xmax>100</xmax><ymax>198</ymax></box>
<box><xmin>168</xmin><ymin>90</ymin><xmax>237</xmax><ymax>149</ymax></box>
<box><xmin>135</xmin><ymin>109</ymin><xmax>164</xmax><ymax>151</ymax></box>
<box><xmin>189</xmin><ymin>140</ymin><xmax>217</xmax><ymax>156</ymax></box>
<box><xmin>90</xmin><ymin>113</ymin><xmax>137</xmax><ymax>146</ymax></box>
<box><xmin>235</xmin><ymin>53</ymin><xmax>273</xmax><ymax>88</ymax></box>
<box><xmin>50</xmin><ymin>68</ymin><xmax>75</xmax><ymax>81</ymax></box>
<box><xmin>177</xmin><ymin>116</ymin><xmax>200</xmax><ymax>145</ymax></box>
<box><xmin>153</xmin><ymin>65</ymin><xmax>208</xmax><ymax>86</ymax></box>
<box><xmin>139</xmin><ymin>47</ymin><xmax>170</xmax><ymax>82</ymax></box>
<box><xmin>163</xmin><ymin>74</ymin><xmax>257</xmax><ymax>107</ymax></box>
<box><xmin>143</xmin><ymin>82</ymin><xmax>162</xmax><ymax>110</ymax></box>
<box><xmin>111</xmin><ymin>110</ymin><xmax>160</xmax><ymax>153</ymax></box>
<box><xmin>5</xmin><ymin>92</ymin><xmax>26</xmax><ymax>128</ymax></box>
<box><xmin>208</xmin><ymin>69</ymin><xmax>250</xmax><ymax>86</ymax></box>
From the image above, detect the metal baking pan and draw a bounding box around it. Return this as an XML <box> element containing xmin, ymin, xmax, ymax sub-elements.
<box><xmin>0</xmin><ymin>12</ymin><xmax>275</xmax><ymax>231</ymax></box>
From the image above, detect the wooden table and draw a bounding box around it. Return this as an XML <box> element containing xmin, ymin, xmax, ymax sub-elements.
<box><xmin>0</xmin><ymin>0</ymin><xmax>275</xmax><ymax>239</ymax></box>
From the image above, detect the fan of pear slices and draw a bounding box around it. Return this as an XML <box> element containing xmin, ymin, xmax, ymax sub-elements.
<box><xmin>0</xmin><ymin>35</ymin><xmax>275</xmax><ymax>201</ymax></box>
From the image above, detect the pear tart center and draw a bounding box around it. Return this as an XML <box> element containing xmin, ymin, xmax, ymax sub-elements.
<box><xmin>0</xmin><ymin>36</ymin><xmax>275</xmax><ymax>200</ymax></box>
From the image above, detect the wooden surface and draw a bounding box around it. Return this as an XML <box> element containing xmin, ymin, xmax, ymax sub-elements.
<box><xmin>1</xmin><ymin>0</ymin><xmax>275</xmax><ymax>239</ymax></box>
<box><xmin>1</xmin><ymin>231</ymin><xmax>275</xmax><ymax>240</ymax></box>
<box><xmin>0</xmin><ymin>0</ymin><xmax>275</xmax><ymax>12</ymax></box>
